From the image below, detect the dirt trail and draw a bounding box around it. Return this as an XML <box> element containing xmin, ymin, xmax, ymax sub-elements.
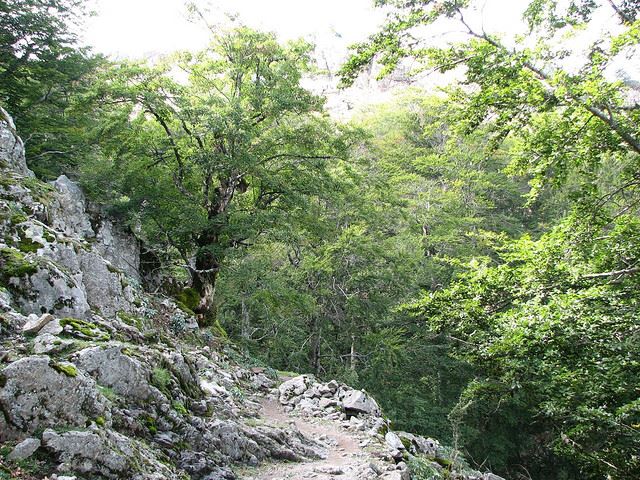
<box><xmin>243</xmin><ymin>397</ymin><xmax>376</xmax><ymax>480</ymax></box>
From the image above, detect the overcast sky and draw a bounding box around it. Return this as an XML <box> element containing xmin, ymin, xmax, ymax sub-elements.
<box><xmin>83</xmin><ymin>0</ymin><xmax>530</xmax><ymax>59</ymax></box>
<box><xmin>84</xmin><ymin>0</ymin><xmax>385</xmax><ymax>58</ymax></box>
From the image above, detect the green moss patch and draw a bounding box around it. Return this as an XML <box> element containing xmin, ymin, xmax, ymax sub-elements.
<box><xmin>172</xmin><ymin>401</ymin><xmax>188</xmax><ymax>416</ymax></box>
<box><xmin>10</xmin><ymin>212</ymin><xmax>27</xmax><ymax>225</ymax></box>
<box><xmin>60</xmin><ymin>317</ymin><xmax>110</xmax><ymax>341</ymax></box>
<box><xmin>151</xmin><ymin>367</ymin><xmax>172</xmax><ymax>396</ymax></box>
<box><xmin>17</xmin><ymin>236</ymin><xmax>44</xmax><ymax>253</ymax></box>
<box><xmin>0</xmin><ymin>247</ymin><xmax>38</xmax><ymax>284</ymax></box>
<box><xmin>175</xmin><ymin>288</ymin><xmax>200</xmax><ymax>313</ymax></box>
<box><xmin>117</xmin><ymin>311</ymin><xmax>144</xmax><ymax>331</ymax></box>
<box><xmin>50</xmin><ymin>360</ymin><xmax>78</xmax><ymax>377</ymax></box>
<box><xmin>22</xmin><ymin>177</ymin><xmax>55</xmax><ymax>204</ymax></box>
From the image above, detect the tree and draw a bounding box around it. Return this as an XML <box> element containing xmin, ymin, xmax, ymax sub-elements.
<box><xmin>81</xmin><ymin>28</ymin><xmax>354</xmax><ymax>319</ymax></box>
<box><xmin>338</xmin><ymin>1</ymin><xmax>640</xmax><ymax>477</ymax></box>
<box><xmin>0</xmin><ymin>0</ymin><xmax>102</xmax><ymax>177</ymax></box>
<box><xmin>340</xmin><ymin>0</ymin><xmax>640</xmax><ymax>210</ymax></box>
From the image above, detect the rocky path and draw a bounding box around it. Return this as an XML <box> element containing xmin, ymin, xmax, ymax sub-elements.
<box><xmin>242</xmin><ymin>397</ymin><xmax>380</xmax><ymax>480</ymax></box>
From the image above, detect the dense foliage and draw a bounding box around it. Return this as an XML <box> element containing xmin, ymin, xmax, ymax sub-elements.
<box><xmin>0</xmin><ymin>0</ymin><xmax>103</xmax><ymax>177</ymax></box>
<box><xmin>2</xmin><ymin>0</ymin><xmax>639</xmax><ymax>479</ymax></box>
<box><xmin>78</xmin><ymin>28</ymin><xmax>355</xmax><ymax>319</ymax></box>
<box><xmin>338</xmin><ymin>0</ymin><xmax>640</xmax><ymax>478</ymax></box>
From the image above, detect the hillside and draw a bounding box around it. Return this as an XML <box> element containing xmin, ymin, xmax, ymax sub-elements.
<box><xmin>0</xmin><ymin>110</ymin><xmax>501</xmax><ymax>480</ymax></box>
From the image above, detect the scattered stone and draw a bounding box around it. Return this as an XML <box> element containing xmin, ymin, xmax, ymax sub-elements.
<box><xmin>314</xmin><ymin>465</ymin><xmax>344</xmax><ymax>475</ymax></box>
<box><xmin>21</xmin><ymin>313</ymin><xmax>53</xmax><ymax>334</ymax></box>
<box><xmin>39</xmin><ymin>318</ymin><xmax>63</xmax><ymax>335</ymax></box>
<box><xmin>385</xmin><ymin>431</ymin><xmax>405</xmax><ymax>451</ymax></box>
<box><xmin>6</xmin><ymin>437</ymin><xmax>41</xmax><ymax>460</ymax></box>
<box><xmin>33</xmin><ymin>333</ymin><xmax>73</xmax><ymax>354</ymax></box>
<box><xmin>343</xmin><ymin>390</ymin><xmax>380</xmax><ymax>416</ymax></box>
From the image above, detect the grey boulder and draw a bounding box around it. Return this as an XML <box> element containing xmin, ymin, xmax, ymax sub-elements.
<box><xmin>0</xmin><ymin>356</ymin><xmax>108</xmax><ymax>441</ymax></box>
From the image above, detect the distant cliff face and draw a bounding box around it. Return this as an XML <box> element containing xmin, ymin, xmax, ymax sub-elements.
<box><xmin>303</xmin><ymin>34</ymin><xmax>456</xmax><ymax>119</ymax></box>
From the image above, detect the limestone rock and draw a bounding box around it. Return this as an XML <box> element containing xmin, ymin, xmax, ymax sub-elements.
<box><xmin>93</xmin><ymin>218</ymin><xmax>141</xmax><ymax>281</ymax></box>
<box><xmin>278</xmin><ymin>375</ymin><xmax>312</xmax><ymax>403</ymax></box>
<box><xmin>21</xmin><ymin>313</ymin><xmax>54</xmax><ymax>334</ymax></box>
<box><xmin>49</xmin><ymin>175</ymin><xmax>95</xmax><ymax>239</ymax></box>
<box><xmin>342</xmin><ymin>390</ymin><xmax>381</xmax><ymax>416</ymax></box>
<box><xmin>74</xmin><ymin>346</ymin><xmax>165</xmax><ymax>403</ymax></box>
<box><xmin>6</xmin><ymin>437</ymin><xmax>41</xmax><ymax>461</ymax></box>
<box><xmin>15</xmin><ymin>260</ymin><xmax>90</xmax><ymax>318</ymax></box>
<box><xmin>380</xmin><ymin>471</ymin><xmax>410</xmax><ymax>480</ymax></box>
<box><xmin>33</xmin><ymin>332</ymin><xmax>73</xmax><ymax>354</ymax></box>
<box><xmin>0</xmin><ymin>106</ymin><xmax>32</xmax><ymax>177</ymax></box>
<box><xmin>385</xmin><ymin>431</ymin><xmax>405</xmax><ymax>451</ymax></box>
<box><xmin>0</xmin><ymin>356</ymin><xmax>108</xmax><ymax>441</ymax></box>
<box><xmin>77</xmin><ymin>249</ymin><xmax>138</xmax><ymax>318</ymax></box>
<box><xmin>39</xmin><ymin>318</ymin><xmax>63</xmax><ymax>335</ymax></box>
<box><xmin>42</xmin><ymin>428</ymin><xmax>179</xmax><ymax>479</ymax></box>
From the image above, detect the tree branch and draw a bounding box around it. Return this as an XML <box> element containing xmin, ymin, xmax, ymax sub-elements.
<box><xmin>582</xmin><ymin>266</ymin><xmax>640</xmax><ymax>280</ymax></box>
<box><xmin>455</xmin><ymin>7</ymin><xmax>640</xmax><ymax>155</ymax></box>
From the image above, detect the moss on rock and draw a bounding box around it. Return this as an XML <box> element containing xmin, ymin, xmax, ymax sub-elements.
<box><xmin>0</xmin><ymin>247</ymin><xmax>38</xmax><ymax>284</ymax></box>
<box><xmin>50</xmin><ymin>360</ymin><xmax>78</xmax><ymax>377</ymax></box>
<box><xmin>60</xmin><ymin>317</ymin><xmax>110</xmax><ymax>341</ymax></box>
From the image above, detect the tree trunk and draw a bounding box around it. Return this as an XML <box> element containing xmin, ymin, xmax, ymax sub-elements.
<box><xmin>191</xmin><ymin>265</ymin><xmax>218</xmax><ymax>322</ymax></box>
<box><xmin>191</xmin><ymin>224</ymin><xmax>221</xmax><ymax>321</ymax></box>
<box><xmin>308</xmin><ymin>316</ymin><xmax>322</xmax><ymax>374</ymax></box>
<box><xmin>349</xmin><ymin>334</ymin><xmax>357</xmax><ymax>371</ymax></box>
<box><xmin>241</xmin><ymin>297</ymin><xmax>250</xmax><ymax>339</ymax></box>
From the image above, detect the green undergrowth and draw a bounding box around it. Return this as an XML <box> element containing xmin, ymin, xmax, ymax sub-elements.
<box><xmin>97</xmin><ymin>384</ymin><xmax>118</xmax><ymax>402</ymax></box>
<box><xmin>117</xmin><ymin>311</ymin><xmax>145</xmax><ymax>331</ymax></box>
<box><xmin>172</xmin><ymin>401</ymin><xmax>188</xmax><ymax>416</ymax></box>
<box><xmin>175</xmin><ymin>288</ymin><xmax>199</xmax><ymax>316</ymax></box>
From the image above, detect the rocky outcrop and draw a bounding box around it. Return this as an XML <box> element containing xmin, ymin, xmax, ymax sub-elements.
<box><xmin>49</xmin><ymin>175</ymin><xmax>95</xmax><ymax>239</ymax></box>
<box><xmin>0</xmin><ymin>106</ymin><xmax>32</xmax><ymax>177</ymax></box>
<box><xmin>0</xmin><ymin>356</ymin><xmax>109</xmax><ymax>441</ymax></box>
<box><xmin>42</xmin><ymin>428</ymin><xmax>179</xmax><ymax>479</ymax></box>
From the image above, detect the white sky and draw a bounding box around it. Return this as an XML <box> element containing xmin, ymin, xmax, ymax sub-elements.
<box><xmin>84</xmin><ymin>0</ymin><xmax>387</xmax><ymax>58</ymax></box>
<box><xmin>81</xmin><ymin>0</ymin><xmax>637</xmax><ymax>114</ymax></box>
<box><xmin>83</xmin><ymin>0</ymin><xmax>529</xmax><ymax>59</ymax></box>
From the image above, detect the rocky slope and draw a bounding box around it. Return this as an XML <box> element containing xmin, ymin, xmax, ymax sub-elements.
<box><xmin>0</xmin><ymin>109</ymin><xmax>501</xmax><ymax>480</ymax></box>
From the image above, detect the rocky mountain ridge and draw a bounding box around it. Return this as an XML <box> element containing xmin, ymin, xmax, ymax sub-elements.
<box><xmin>0</xmin><ymin>109</ymin><xmax>501</xmax><ymax>480</ymax></box>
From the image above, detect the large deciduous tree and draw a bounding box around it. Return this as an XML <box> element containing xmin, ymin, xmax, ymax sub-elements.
<box><xmin>83</xmin><ymin>28</ymin><xmax>354</xmax><ymax>319</ymax></box>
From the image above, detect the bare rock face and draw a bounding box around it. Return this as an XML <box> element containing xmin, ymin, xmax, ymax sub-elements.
<box><xmin>12</xmin><ymin>257</ymin><xmax>92</xmax><ymax>318</ymax></box>
<box><xmin>74</xmin><ymin>346</ymin><xmax>165</xmax><ymax>404</ymax></box>
<box><xmin>0</xmin><ymin>106</ymin><xmax>32</xmax><ymax>177</ymax></box>
<box><xmin>93</xmin><ymin>218</ymin><xmax>141</xmax><ymax>282</ymax></box>
<box><xmin>77</xmin><ymin>249</ymin><xmax>139</xmax><ymax>318</ymax></box>
<box><xmin>42</xmin><ymin>428</ymin><xmax>180</xmax><ymax>479</ymax></box>
<box><xmin>49</xmin><ymin>175</ymin><xmax>95</xmax><ymax>239</ymax></box>
<box><xmin>0</xmin><ymin>356</ymin><xmax>109</xmax><ymax>441</ymax></box>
